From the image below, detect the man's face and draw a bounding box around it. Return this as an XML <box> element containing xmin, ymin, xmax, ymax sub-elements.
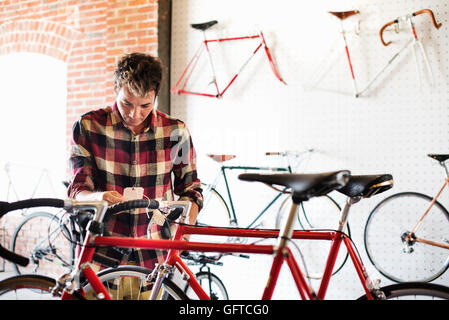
<box><xmin>116</xmin><ymin>86</ymin><xmax>156</xmax><ymax>132</ymax></box>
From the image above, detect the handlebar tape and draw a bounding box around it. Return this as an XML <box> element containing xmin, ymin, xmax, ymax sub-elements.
<box><xmin>105</xmin><ymin>199</ymin><xmax>159</xmax><ymax>215</ymax></box>
<box><xmin>0</xmin><ymin>198</ymin><xmax>65</xmax><ymax>217</ymax></box>
<box><xmin>0</xmin><ymin>244</ymin><xmax>29</xmax><ymax>266</ymax></box>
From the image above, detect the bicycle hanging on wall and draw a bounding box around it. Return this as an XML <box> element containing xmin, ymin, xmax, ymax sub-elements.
<box><xmin>307</xmin><ymin>8</ymin><xmax>442</xmax><ymax>98</ymax></box>
<box><xmin>171</xmin><ymin>20</ymin><xmax>287</xmax><ymax>98</ymax></box>
<box><xmin>364</xmin><ymin>154</ymin><xmax>449</xmax><ymax>283</ymax></box>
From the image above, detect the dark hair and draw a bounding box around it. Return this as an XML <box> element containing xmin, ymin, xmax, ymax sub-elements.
<box><xmin>114</xmin><ymin>52</ymin><xmax>163</xmax><ymax>97</ymax></box>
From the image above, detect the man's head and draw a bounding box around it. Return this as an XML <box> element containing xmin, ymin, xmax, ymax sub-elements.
<box><xmin>114</xmin><ymin>52</ymin><xmax>163</xmax><ymax>98</ymax></box>
<box><xmin>113</xmin><ymin>53</ymin><xmax>163</xmax><ymax>133</ymax></box>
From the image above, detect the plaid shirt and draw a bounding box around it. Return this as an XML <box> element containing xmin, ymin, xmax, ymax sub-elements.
<box><xmin>68</xmin><ymin>102</ymin><xmax>202</xmax><ymax>270</ymax></box>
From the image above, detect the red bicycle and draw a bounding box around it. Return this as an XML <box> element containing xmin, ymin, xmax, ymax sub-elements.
<box><xmin>171</xmin><ymin>20</ymin><xmax>286</xmax><ymax>99</ymax></box>
<box><xmin>1</xmin><ymin>171</ymin><xmax>449</xmax><ymax>300</ymax></box>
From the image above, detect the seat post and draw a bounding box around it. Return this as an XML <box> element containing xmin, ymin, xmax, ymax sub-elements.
<box><xmin>277</xmin><ymin>202</ymin><xmax>299</xmax><ymax>249</ymax></box>
<box><xmin>337</xmin><ymin>196</ymin><xmax>360</xmax><ymax>232</ymax></box>
<box><xmin>440</xmin><ymin>161</ymin><xmax>449</xmax><ymax>178</ymax></box>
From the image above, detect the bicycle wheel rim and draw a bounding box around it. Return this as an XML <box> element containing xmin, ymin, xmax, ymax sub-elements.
<box><xmin>364</xmin><ymin>192</ymin><xmax>449</xmax><ymax>283</ymax></box>
<box><xmin>0</xmin><ymin>274</ymin><xmax>57</xmax><ymax>300</ymax></box>
<box><xmin>358</xmin><ymin>282</ymin><xmax>449</xmax><ymax>300</ymax></box>
<box><xmin>184</xmin><ymin>271</ymin><xmax>229</xmax><ymax>300</ymax></box>
<box><xmin>276</xmin><ymin>195</ymin><xmax>348</xmax><ymax>279</ymax></box>
<box><xmin>10</xmin><ymin>211</ymin><xmax>75</xmax><ymax>278</ymax></box>
<box><xmin>82</xmin><ymin>265</ymin><xmax>189</xmax><ymax>300</ymax></box>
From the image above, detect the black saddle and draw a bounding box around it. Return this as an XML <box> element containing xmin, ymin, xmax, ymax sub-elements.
<box><xmin>190</xmin><ymin>20</ymin><xmax>218</xmax><ymax>31</ymax></box>
<box><xmin>338</xmin><ymin>174</ymin><xmax>393</xmax><ymax>198</ymax></box>
<box><xmin>428</xmin><ymin>154</ymin><xmax>449</xmax><ymax>163</ymax></box>
<box><xmin>238</xmin><ymin>170</ymin><xmax>350</xmax><ymax>203</ymax></box>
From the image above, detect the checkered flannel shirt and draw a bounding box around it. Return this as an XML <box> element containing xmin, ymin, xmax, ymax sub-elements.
<box><xmin>67</xmin><ymin>102</ymin><xmax>203</xmax><ymax>270</ymax></box>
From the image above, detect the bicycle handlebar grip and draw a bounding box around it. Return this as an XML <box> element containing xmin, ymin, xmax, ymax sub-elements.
<box><xmin>379</xmin><ymin>19</ymin><xmax>397</xmax><ymax>46</ymax></box>
<box><xmin>0</xmin><ymin>198</ymin><xmax>66</xmax><ymax>266</ymax></box>
<box><xmin>413</xmin><ymin>9</ymin><xmax>442</xmax><ymax>29</ymax></box>
<box><xmin>0</xmin><ymin>198</ymin><xmax>66</xmax><ymax>217</ymax></box>
<box><xmin>265</xmin><ymin>152</ymin><xmax>281</xmax><ymax>156</ymax></box>
<box><xmin>106</xmin><ymin>199</ymin><xmax>159</xmax><ymax>215</ymax></box>
<box><xmin>0</xmin><ymin>243</ymin><xmax>29</xmax><ymax>266</ymax></box>
<box><xmin>166</xmin><ymin>207</ymin><xmax>184</xmax><ymax>222</ymax></box>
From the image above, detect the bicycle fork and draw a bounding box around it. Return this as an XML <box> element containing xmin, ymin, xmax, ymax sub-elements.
<box><xmin>148</xmin><ymin>252</ymin><xmax>211</xmax><ymax>300</ymax></box>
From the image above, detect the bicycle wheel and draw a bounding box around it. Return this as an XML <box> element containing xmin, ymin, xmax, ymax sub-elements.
<box><xmin>191</xmin><ymin>183</ymin><xmax>232</xmax><ymax>243</ymax></box>
<box><xmin>0</xmin><ymin>274</ymin><xmax>58</xmax><ymax>300</ymax></box>
<box><xmin>364</xmin><ymin>192</ymin><xmax>449</xmax><ymax>283</ymax></box>
<box><xmin>82</xmin><ymin>265</ymin><xmax>189</xmax><ymax>300</ymax></box>
<box><xmin>275</xmin><ymin>195</ymin><xmax>349</xmax><ymax>279</ymax></box>
<box><xmin>10</xmin><ymin>211</ymin><xmax>75</xmax><ymax>278</ymax></box>
<box><xmin>184</xmin><ymin>271</ymin><xmax>229</xmax><ymax>300</ymax></box>
<box><xmin>358</xmin><ymin>282</ymin><xmax>449</xmax><ymax>300</ymax></box>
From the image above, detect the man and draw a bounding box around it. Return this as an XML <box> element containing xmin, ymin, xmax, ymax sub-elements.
<box><xmin>67</xmin><ymin>52</ymin><xmax>203</xmax><ymax>271</ymax></box>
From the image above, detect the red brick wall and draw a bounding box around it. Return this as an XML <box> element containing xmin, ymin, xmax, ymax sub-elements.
<box><xmin>0</xmin><ymin>0</ymin><xmax>159</xmax><ymax>151</ymax></box>
<box><xmin>0</xmin><ymin>0</ymin><xmax>159</xmax><ymax>274</ymax></box>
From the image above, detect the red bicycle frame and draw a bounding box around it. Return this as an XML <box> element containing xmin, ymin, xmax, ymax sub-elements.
<box><xmin>62</xmin><ymin>220</ymin><xmax>375</xmax><ymax>300</ymax></box>
<box><xmin>171</xmin><ymin>31</ymin><xmax>286</xmax><ymax>98</ymax></box>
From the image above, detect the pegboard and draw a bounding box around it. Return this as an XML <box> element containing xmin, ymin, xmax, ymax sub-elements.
<box><xmin>171</xmin><ymin>0</ymin><xmax>449</xmax><ymax>299</ymax></box>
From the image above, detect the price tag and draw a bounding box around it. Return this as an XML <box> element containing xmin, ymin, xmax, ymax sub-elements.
<box><xmin>123</xmin><ymin>187</ymin><xmax>144</xmax><ymax>200</ymax></box>
<box><xmin>149</xmin><ymin>209</ymin><xmax>166</xmax><ymax>226</ymax></box>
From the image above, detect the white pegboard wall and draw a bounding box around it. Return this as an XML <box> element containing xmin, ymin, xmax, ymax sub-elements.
<box><xmin>171</xmin><ymin>0</ymin><xmax>449</xmax><ymax>299</ymax></box>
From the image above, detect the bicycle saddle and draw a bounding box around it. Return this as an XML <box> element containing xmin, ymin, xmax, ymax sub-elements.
<box><xmin>428</xmin><ymin>154</ymin><xmax>449</xmax><ymax>163</ymax></box>
<box><xmin>328</xmin><ymin>10</ymin><xmax>360</xmax><ymax>20</ymax></box>
<box><xmin>238</xmin><ymin>170</ymin><xmax>350</xmax><ymax>203</ymax></box>
<box><xmin>337</xmin><ymin>174</ymin><xmax>393</xmax><ymax>198</ymax></box>
<box><xmin>190</xmin><ymin>20</ymin><xmax>218</xmax><ymax>31</ymax></box>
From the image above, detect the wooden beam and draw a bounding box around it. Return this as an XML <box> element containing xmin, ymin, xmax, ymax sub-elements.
<box><xmin>157</xmin><ymin>0</ymin><xmax>172</xmax><ymax>115</ymax></box>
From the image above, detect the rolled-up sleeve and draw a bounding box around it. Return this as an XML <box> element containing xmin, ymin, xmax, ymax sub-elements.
<box><xmin>171</xmin><ymin>125</ymin><xmax>203</xmax><ymax>210</ymax></box>
<box><xmin>67</xmin><ymin>119</ymin><xmax>97</xmax><ymax>198</ymax></box>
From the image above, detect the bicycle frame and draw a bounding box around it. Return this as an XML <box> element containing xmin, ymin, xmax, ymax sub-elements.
<box><xmin>61</xmin><ymin>201</ymin><xmax>376</xmax><ymax>300</ymax></box>
<box><xmin>202</xmin><ymin>151</ymin><xmax>315</xmax><ymax>229</ymax></box>
<box><xmin>171</xmin><ymin>31</ymin><xmax>286</xmax><ymax>98</ymax></box>
<box><xmin>408</xmin><ymin>176</ymin><xmax>449</xmax><ymax>250</ymax></box>
<box><xmin>310</xmin><ymin>9</ymin><xmax>442</xmax><ymax>98</ymax></box>
<box><xmin>212</xmin><ymin>164</ymin><xmax>290</xmax><ymax>228</ymax></box>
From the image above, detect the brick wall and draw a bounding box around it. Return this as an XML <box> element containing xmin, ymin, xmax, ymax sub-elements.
<box><xmin>0</xmin><ymin>0</ymin><xmax>159</xmax><ymax>149</ymax></box>
<box><xmin>0</xmin><ymin>0</ymin><xmax>160</xmax><ymax>274</ymax></box>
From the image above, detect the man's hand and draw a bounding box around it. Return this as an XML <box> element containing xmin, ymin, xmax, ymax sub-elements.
<box><xmin>102</xmin><ymin>191</ymin><xmax>126</xmax><ymax>205</ymax></box>
<box><xmin>182</xmin><ymin>201</ymin><xmax>199</xmax><ymax>241</ymax></box>
<box><xmin>75</xmin><ymin>190</ymin><xmax>126</xmax><ymax>205</ymax></box>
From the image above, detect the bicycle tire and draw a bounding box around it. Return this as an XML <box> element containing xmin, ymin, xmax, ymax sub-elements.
<box><xmin>10</xmin><ymin>211</ymin><xmax>75</xmax><ymax>278</ymax></box>
<box><xmin>357</xmin><ymin>282</ymin><xmax>449</xmax><ymax>300</ymax></box>
<box><xmin>82</xmin><ymin>265</ymin><xmax>189</xmax><ymax>300</ymax></box>
<box><xmin>192</xmin><ymin>183</ymin><xmax>232</xmax><ymax>243</ymax></box>
<box><xmin>0</xmin><ymin>274</ymin><xmax>57</xmax><ymax>299</ymax></box>
<box><xmin>184</xmin><ymin>271</ymin><xmax>229</xmax><ymax>300</ymax></box>
<box><xmin>275</xmin><ymin>194</ymin><xmax>349</xmax><ymax>279</ymax></box>
<box><xmin>364</xmin><ymin>192</ymin><xmax>449</xmax><ymax>283</ymax></box>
